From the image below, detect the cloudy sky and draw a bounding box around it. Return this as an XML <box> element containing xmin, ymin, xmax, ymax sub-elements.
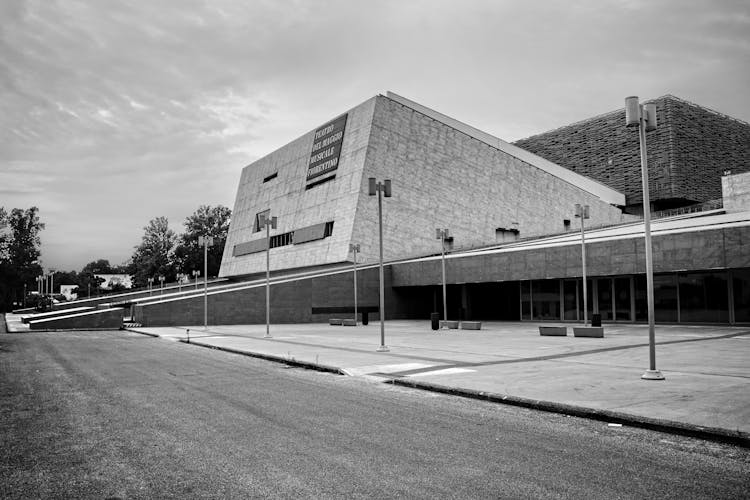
<box><xmin>2</xmin><ymin>0</ymin><xmax>749</xmax><ymax>272</ymax></box>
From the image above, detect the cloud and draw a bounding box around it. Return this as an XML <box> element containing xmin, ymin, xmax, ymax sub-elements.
<box><xmin>1</xmin><ymin>0</ymin><xmax>748</xmax><ymax>270</ymax></box>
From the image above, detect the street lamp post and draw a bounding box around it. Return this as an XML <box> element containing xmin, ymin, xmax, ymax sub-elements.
<box><xmin>159</xmin><ymin>275</ymin><xmax>165</xmax><ymax>295</ymax></box>
<box><xmin>625</xmin><ymin>96</ymin><xmax>664</xmax><ymax>381</ymax></box>
<box><xmin>198</xmin><ymin>235</ymin><xmax>214</xmax><ymax>330</ymax></box>
<box><xmin>258</xmin><ymin>214</ymin><xmax>277</xmax><ymax>339</ymax></box>
<box><xmin>349</xmin><ymin>243</ymin><xmax>360</xmax><ymax>324</ymax></box>
<box><xmin>436</xmin><ymin>229</ymin><xmax>451</xmax><ymax>326</ymax></box>
<box><xmin>50</xmin><ymin>270</ymin><xmax>55</xmax><ymax>298</ymax></box>
<box><xmin>147</xmin><ymin>277</ymin><xmax>154</xmax><ymax>296</ymax></box>
<box><xmin>368</xmin><ymin>177</ymin><xmax>392</xmax><ymax>352</ymax></box>
<box><xmin>192</xmin><ymin>270</ymin><xmax>200</xmax><ymax>290</ymax></box>
<box><xmin>574</xmin><ymin>204</ymin><xmax>590</xmax><ymax>326</ymax></box>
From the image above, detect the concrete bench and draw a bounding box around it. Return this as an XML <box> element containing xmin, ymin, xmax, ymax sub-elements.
<box><xmin>461</xmin><ymin>321</ymin><xmax>482</xmax><ymax>330</ymax></box>
<box><xmin>342</xmin><ymin>319</ymin><xmax>357</xmax><ymax>326</ymax></box>
<box><xmin>573</xmin><ymin>326</ymin><xmax>604</xmax><ymax>338</ymax></box>
<box><xmin>440</xmin><ymin>320</ymin><xmax>459</xmax><ymax>329</ymax></box>
<box><xmin>539</xmin><ymin>326</ymin><xmax>568</xmax><ymax>336</ymax></box>
<box><xmin>329</xmin><ymin>318</ymin><xmax>343</xmax><ymax>325</ymax></box>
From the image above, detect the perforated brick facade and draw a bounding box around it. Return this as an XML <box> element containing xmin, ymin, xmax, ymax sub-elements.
<box><xmin>513</xmin><ymin>95</ymin><xmax>750</xmax><ymax>211</ymax></box>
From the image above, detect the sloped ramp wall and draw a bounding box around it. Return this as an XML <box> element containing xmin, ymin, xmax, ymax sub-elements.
<box><xmin>28</xmin><ymin>308</ymin><xmax>124</xmax><ymax>330</ymax></box>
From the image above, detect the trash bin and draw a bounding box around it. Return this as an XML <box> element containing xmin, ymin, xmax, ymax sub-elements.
<box><xmin>430</xmin><ymin>312</ymin><xmax>440</xmax><ymax>330</ymax></box>
<box><xmin>592</xmin><ymin>313</ymin><xmax>602</xmax><ymax>327</ymax></box>
<box><xmin>362</xmin><ymin>311</ymin><xmax>369</xmax><ymax>325</ymax></box>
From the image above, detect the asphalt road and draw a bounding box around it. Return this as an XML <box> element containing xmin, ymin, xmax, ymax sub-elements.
<box><xmin>1</xmin><ymin>330</ymin><xmax>748</xmax><ymax>499</ymax></box>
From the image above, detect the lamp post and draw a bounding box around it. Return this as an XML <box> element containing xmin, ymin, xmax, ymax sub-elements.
<box><xmin>368</xmin><ymin>177</ymin><xmax>392</xmax><ymax>352</ymax></box>
<box><xmin>147</xmin><ymin>277</ymin><xmax>154</xmax><ymax>296</ymax></box>
<box><xmin>49</xmin><ymin>270</ymin><xmax>55</xmax><ymax>298</ymax></box>
<box><xmin>436</xmin><ymin>228</ymin><xmax>450</xmax><ymax>325</ymax></box>
<box><xmin>198</xmin><ymin>235</ymin><xmax>214</xmax><ymax>330</ymax></box>
<box><xmin>258</xmin><ymin>214</ymin><xmax>277</xmax><ymax>339</ymax></box>
<box><xmin>350</xmin><ymin>243</ymin><xmax>360</xmax><ymax>324</ymax></box>
<box><xmin>159</xmin><ymin>275</ymin><xmax>165</xmax><ymax>295</ymax></box>
<box><xmin>625</xmin><ymin>96</ymin><xmax>664</xmax><ymax>381</ymax></box>
<box><xmin>192</xmin><ymin>270</ymin><xmax>200</xmax><ymax>290</ymax></box>
<box><xmin>574</xmin><ymin>204</ymin><xmax>590</xmax><ymax>326</ymax></box>
<box><xmin>36</xmin><ymin>275</ymin><xmax>41</xmax><ymax>295</ymax></box>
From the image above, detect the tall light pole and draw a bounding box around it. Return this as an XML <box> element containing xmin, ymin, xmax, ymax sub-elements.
<box><xmin>192</xmin><ymin>270</ymin><xmax>200</xmax><ymax>290</ymax></box>
<box><xmin>625</xmin><ymin>96</ymin><xmax>664</xmax><ymax>381</ymax></box>
<box><xmin>49</xmin><ymin>270</ymin><xmax>55</xmax><ymax>298</ymax></box>
<box><xmin>574</xmin><ymin>204</ymin><xmax>590</xmax><ymax>326</ymax></box>
<box><xmin>147</xmin><ymin>277</ymin><xmax>154</xmax><ymax>296</ymax></box>
<box><xmin>198</xmin><ymin>235</ymin><xmax>214</xmax><ymax>331</ymax></box>
<box><xmin>159</xmin><ymin>275</ymin><xmax>165</xmax><ymax>295</ymax></box>
<box><xmin>436</xmin><ymin>228</ymin><xmax>450</xmax><ymax>325</ymax></box>
<box><xmin>369</xmin><ymin>177</ymin><xmax>392</xmax><ymax>352</ymax></box>
<box><xmin>350</xmin><ymin>243</ymin><xmax>360</xmax><ymax>324</ymax></box>
<box><xmin>258</xmin><ymin>214</ymin><xmax>277</xmax><ymax>339</ymax></box>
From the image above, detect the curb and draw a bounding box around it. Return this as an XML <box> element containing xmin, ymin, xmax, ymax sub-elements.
<box><xmin>180</xmin><ymin>339</ymin><xmax>346</xmax><ymax>376</ymax></box>
<box><xmin>388</xmin><ymin>378</ymin><xmax>750</xmax><ymax>449</ymax></box>
<box><xmin>124</xmin><ymin>328</ymin><xmax>160</xmax><ymax>338</ymax></box>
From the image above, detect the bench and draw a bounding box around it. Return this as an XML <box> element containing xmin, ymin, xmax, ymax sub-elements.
<box><xmin>342</xmin><ymin>319</ymin><xmax>357</xmax><ymax>326</ymax></box>
<box><xmin>440</xmin><ymin>320</ymin><xmax>459</xmax><ymax>329</ymax></box>
<box><xmin>329</xmin><ymin>318</ymin><xmax>343</xmax><ymax>325</ymax></box>
<box><xmin>539</xmin><ymin>326</ymin><xmax>568</xmax><ymax>336</ymax></box>
<box><xmin>573</xmin><ymin>326</ymin><xmax>604</xmax><ymax>338</ymax></box>
<box><xmin>461</xmin><ymin>321</ymin><xmax>482</xmax><ymax>330</ymax></box>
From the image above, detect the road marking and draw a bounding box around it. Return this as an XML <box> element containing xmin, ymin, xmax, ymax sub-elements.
<box><xmin>407</xmin><ymin>367</ymin><xmax>476</xmax><ymax>377</ymax></box>
<box><xmin>342</xmin><ymin>363</ymin><xmax>436</xmax><ymax>377</ymax></box>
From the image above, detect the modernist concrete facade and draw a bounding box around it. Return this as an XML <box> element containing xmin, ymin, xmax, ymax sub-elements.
<box><xmin>513</xmin><ymin>95</ymin><xmax>750</xmax><ymax>212</ymax></box>
<box><xmin>220</xmin><ymin>93</ymin><xmax>630</xmax><ymax>278</ymax></box>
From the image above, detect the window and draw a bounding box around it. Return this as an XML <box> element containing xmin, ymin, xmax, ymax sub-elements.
<box><xmin>263</xmin><ymin>172</ymin><xmax>278</xmax><ymax>183</ymax></box>
<box><xmin>679</xmin><ymin>272</ymin><xmax>729</xmax><ymax>323</ymax></box>
<box><xmin>305</xmin><ymin>175</ymin><xmax>336</xmax><ymax>190</ymax></box>
<box><xmin>253</xmin><ymin>209</ymin><xmax>270</xmax><ymax>233</ymax></box>
<box><xmin>270</xmin><ymin>231</ymin><xmax>294</xmax><ymax>249</ymax></box>
<box><xmin>733</xmin><ymin>269</ymin><xmax>750</xmax><ymax>323</ymax></box>
<box><xmin>532</xmin><ymin>279</ymin><xmax>561</xmax><ymax>320</ymax></box>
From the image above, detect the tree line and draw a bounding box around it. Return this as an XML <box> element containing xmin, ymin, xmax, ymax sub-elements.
<box><xmin>0</xmin><ymin>205</ymin><xmax>231</xmax><ymax>312</ymax></box>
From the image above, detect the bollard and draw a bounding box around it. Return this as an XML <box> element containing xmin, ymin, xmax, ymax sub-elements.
<box><xmin>186</xmin><ymin>328</ymin><xmax>190</xmax><ymax>343</ymax></box>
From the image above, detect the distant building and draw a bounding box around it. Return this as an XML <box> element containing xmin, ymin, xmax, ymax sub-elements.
<box><xmin>96</xmin><ymin>274</ymin><xmax>133</xmax><ymax>290</ymax></box>
<box><xmin>59</xmin><ymin>284</ymin><xmax>78</xmax><ymax>301</ymax></box>
<box><xmin>513</xmin><ymin>95</ymin><xmax>750</xmax><ymax>213</ymax></box>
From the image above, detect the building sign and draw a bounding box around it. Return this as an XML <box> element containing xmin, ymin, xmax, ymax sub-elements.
<box><xmin>307</xmin><ymin>114</ymin><xmax>347</xmax><ymax>183</ymax></box>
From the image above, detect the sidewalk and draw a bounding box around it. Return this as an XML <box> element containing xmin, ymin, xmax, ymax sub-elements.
<box><xmin>124</xmin><ymin>320</ymin><xmax>750</xmax><ymax>446</ymax></box>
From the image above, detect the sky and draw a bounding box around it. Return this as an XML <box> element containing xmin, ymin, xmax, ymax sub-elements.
<box><xmin>1</xmin><ymin>0</ymin><xmax>749</xmax><ymax>272</ymax></box>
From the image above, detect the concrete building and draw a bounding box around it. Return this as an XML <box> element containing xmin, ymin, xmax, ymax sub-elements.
<box><xmin>44</xmin><ymin>92</ymin><xmax>749</xmax><ymax>328</ymax></box>
<box><xmin>220</xmin><ymin>93</ymin><xmax>631</xmax><ymax>278</ymax></box>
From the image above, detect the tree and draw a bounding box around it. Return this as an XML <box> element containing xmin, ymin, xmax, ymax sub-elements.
<box><xmin>81</xmin><ymin>259</ymin><xmax>114</xmax><ymax>275</ymax></box>
<box><xmin>130</xmin><ymin>216</ymin><xmax>177</xmax><ymax>287</ymax></box>
<box><xmin>173</xmin><ymin>205</ymin><xmax>231</xmax><ymax>278</ymax></box>
<box><xmin>0</xmin><ymin>207</ymin><xmax>45</xmax><ymax>312</ymax></box>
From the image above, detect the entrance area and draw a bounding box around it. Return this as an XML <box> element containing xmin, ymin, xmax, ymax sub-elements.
<box><xmin>519</xmin><ymin>268</ymin><xmax>750</xmax><ymax>325</ymax></box>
